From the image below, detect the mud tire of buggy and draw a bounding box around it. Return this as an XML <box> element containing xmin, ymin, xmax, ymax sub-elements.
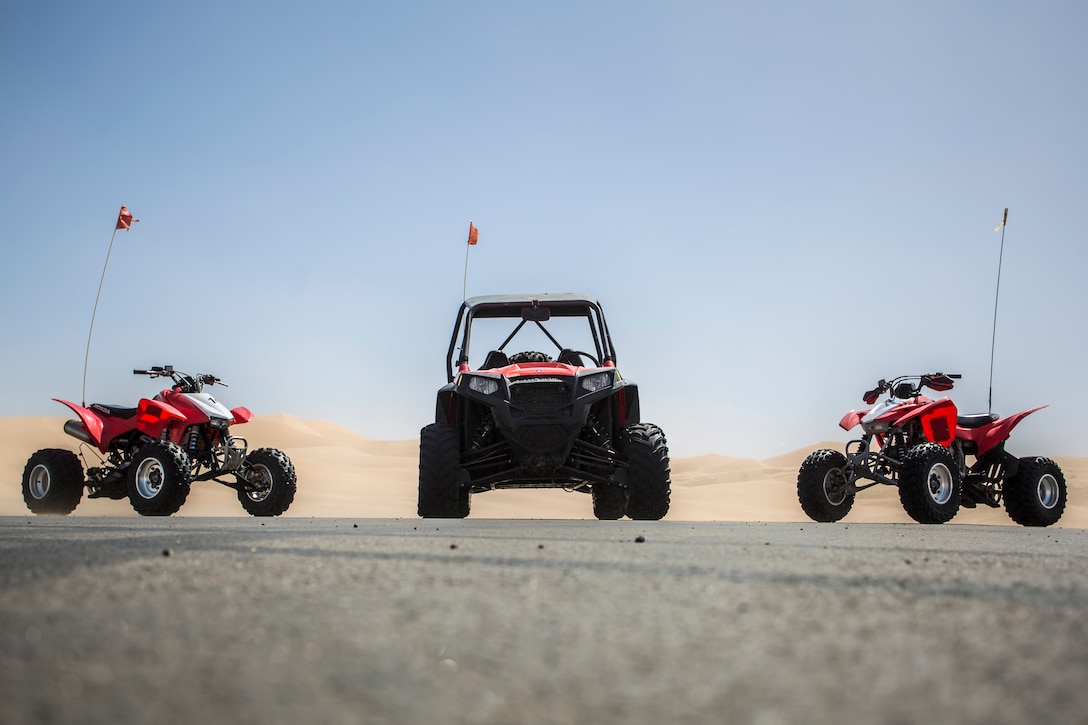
<box><xmin>22</xmin><ymin>449</ymin><xmax>84</xmax><ymax>515</ymax></box>
<box><xmin>899</xmin><ymin>443</ymin><xmax>961</xmax><ymax>524</ymax></box>
<box><xmin>126</xmin><ymin>441</ymin><xmax>192</xmax><ymax>517</ymax></box>
<box><xmin>1003</xmin><ymin>457</ymin><xmax>1067</xmax><ymax>527</ymax></box>
<box><xmin>238</xmin><ymin>448</ymin><xmax>297</xmax><ymax>517</ymax></box>
<box><xmin>418</xmin><ymin>423</ymin><xmax>470</xmax><ymax>518</ymax></box>
<box><xmin>623</xmin><ymin>423</ymin><xmax>671</xmax><ymax>520</ymax></box>
<box><xmin>592</xmin><ymin>482</ymin><xmax>627</xmax><ymax>520</ymax></box>
<box><xmin>797</xmin><ymin>449</ymin><xmax>854</xmax><ymax>522</ymax></box>
<box><xmin>508</xmin><ymin>351</ymin><xmax>553</xmax><ymax>363</ymax></box>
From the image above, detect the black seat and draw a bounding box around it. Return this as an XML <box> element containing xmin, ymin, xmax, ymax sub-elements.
<box><xmin>957</xmin><ymin>413</ymin><xmax>998</xmax><ymax>429</ymax></box>
<box><xmin>89</xmin><ymin>403</ymin><xmax>139</xmax><ymax>419</ymax></box>
<box><xmin>481</xmin><ymin>350</ymin><xmax>509</xmax><ymax>370</ymax></box>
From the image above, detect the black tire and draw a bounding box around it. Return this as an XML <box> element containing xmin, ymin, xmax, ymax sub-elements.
<box><xmin>623</xmin><ymin>423</ymin><xmax>671</xmax><ymax>520</ymax></box>
<box><xmin>592</xmin><ymin>482</ymin><xmax>627</xmax><ymax>520</ymax></box>
<box><xmin>1004</xmin><ymin>457</ymin><xmax>1066</xmax><ymax>527</ymax></box>
<box><xmin>238</xmin><ymin>448</ymin><xmax>297</xmax><ymax>517</ymax></box>
<box><xmin>22</xmin><ymin>449</ymin><xmax>84</xmax><ymax>515</ymax></box>
<box><xmin>126</xmin><ymin>441</ymin><xmax>192</xmax><ymax>517</ymax></box>
<box><xmin>797</xmin><ymin>449</ymin><xmax>854</xmax><ymax>522</ymax></box>
<box><xmin>899</xmin><ymin>443</ymin><xmax>961</xmax><ymax>524</ymax></box>
<box><xmin>418</xmin><ymin>423</ymin><xmax>470</xmax><ymax>518</ymax></box>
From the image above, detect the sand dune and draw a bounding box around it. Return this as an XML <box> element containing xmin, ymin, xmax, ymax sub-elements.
<box><xmin>1</xmin><ymin>414</ymin><xmax>1084</xmax><ymax>527</ymax></box>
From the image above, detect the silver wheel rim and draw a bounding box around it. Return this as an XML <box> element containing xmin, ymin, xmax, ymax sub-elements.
<box><xmin>823</xmin><ymin>468</ymin><xmax>847</xmax><ymax>506</ymax></box>
<box><xmin>1037</xmin><ymin>474</ymin><xmax>1060</xmax><ymax>509</ymax></box>
<box><xmin>134</xmin><ymin>457</ymin><xmax>165</xmax><ymax>500</ymax></box>
<box><xmin>29</xmin><ymin>464</ymin><xmax>51</xmax><ymax>500</ymax></box>
<box><xmin>927</xmin><ymin>462</ymin><xmax>953</xmax><ymax>505</ymax></box>
<box><xmin>246</xmin><ymin>463</ymin><xmax>273</xmax><ymax>502</ymax></box>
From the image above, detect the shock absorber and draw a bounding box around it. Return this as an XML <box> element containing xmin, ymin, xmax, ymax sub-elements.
<box><xmin>186</xmin><ymin>426</ymin><xmax>202</xmax><ymax>455</ymax></box>
<box><xmin>471</xmin><ymin>414</ymin><xmax>495</xmax><ymax>449</ymax></box>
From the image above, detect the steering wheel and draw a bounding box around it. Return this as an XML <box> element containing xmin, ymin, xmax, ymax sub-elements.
<box><xmin>558</xmin><ymin>349</ymin><xmax>599</xmax><ymax>367</ymax></box>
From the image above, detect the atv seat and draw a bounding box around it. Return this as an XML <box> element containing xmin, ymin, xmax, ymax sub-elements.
<box><xmin>957</xmin><ymin>413</ymin><xmax>998</xmax><ymax>429</ymax></box>
<box><xmin>481</xmin><ymin>350</ymin><xmax>509</xmax><ymax>370</ymax></box>
<box><xmin>89</xmin><ymin>403</ymin><xmax>139</xmax><ymax>419</ymax></box>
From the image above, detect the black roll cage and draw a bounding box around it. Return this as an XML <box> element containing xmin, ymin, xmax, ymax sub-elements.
<box><xmin>445</xmin><ymin>293</ymin><xmax>618</xmax><ymax>383</ymax></box>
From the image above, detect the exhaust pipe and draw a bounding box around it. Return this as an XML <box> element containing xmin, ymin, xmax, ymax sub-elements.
<box><xmin>63</xmin><ymin>419</ymin><xmax>93</xmax><ymax>445</ymax></box>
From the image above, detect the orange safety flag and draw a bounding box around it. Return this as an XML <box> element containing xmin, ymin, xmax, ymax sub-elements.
<box><xmin>116</xmin><ymin>205</ymin><xmax>139</xmax><ymax>231</ymax></box>
<box><xmin>467</xmin><ymin>221</ymin><xmax>478</xmax><ymax>245</ymax></box>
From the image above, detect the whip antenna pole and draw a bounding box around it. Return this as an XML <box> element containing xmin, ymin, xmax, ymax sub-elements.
<box><xmin>988</xmin><ymin>207</ymin><xmax>1009</xmax><ymax>415</ymax></box>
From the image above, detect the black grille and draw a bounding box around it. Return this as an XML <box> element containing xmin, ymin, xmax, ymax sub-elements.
<box><xmin>510</xmin><ymin>379</ymin><xmax>572</xmax><ymax>416</ymax></box>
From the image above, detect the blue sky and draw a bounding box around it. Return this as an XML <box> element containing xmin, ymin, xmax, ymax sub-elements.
<box><xmin>2</xmin><ymin>1</ymin><xmax>1086</xmax><ymax>459</ymax></box>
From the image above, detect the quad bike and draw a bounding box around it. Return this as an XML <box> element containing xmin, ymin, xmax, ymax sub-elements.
<box><xmin>22</xmin><ymin>366</ymin><xmax>296</xmax><ymax>517</ymax></box>
<box><xmin>798</xmin><ymin>372</ymin><xmax>1066</xmax><ymax>526</ymax></box>
<box><xmin>419</xmin><ymin>293</ymin><xmax>671</xmax><ymax>520</ymax></box>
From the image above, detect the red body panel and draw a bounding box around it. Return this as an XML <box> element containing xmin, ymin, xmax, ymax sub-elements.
<box><xmin>231</xmin><ymin>406</ymin><xmax>253</xmax><ymax>424</ymax></box>
<box><xmin>957</xmin><ymin>405</ymin><xmax>1048</xmax><ymax>457</ymax></box>
<box><xmin>135</xmin><ymin>397</ymin><xmax>187</xmax><ymax>441</ymax></box>
<box><xmin>497</xmin><ymin>362</ymin><xmax>585</xmax><ymax>379</ymax></box>
<box><xmin>894</xmin><ymin>398</ymin><xmax>957</xmax><ymax>446</ymax></box>
<box><xmin>839</xmin><ymin>396</ymin><xmax>958</xmax><ymax>446</ymax></box>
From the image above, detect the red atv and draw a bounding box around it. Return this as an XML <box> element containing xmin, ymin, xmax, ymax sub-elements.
<box><xmin>798</xmin><ymin>373</ymin><xmax>1066</xmax><ymax>526</ymax></box>
<box><xmin>22</xmin><ymin>366</ymin><xmax>296</xmax><ymax>517</ymax></box>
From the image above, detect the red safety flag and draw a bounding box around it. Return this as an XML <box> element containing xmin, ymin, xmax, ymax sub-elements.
<box><xmin>116</xmin><ymin>205</ymin><xmax>139</xmax><ymax>231</ymax></box>
<box><xmin>467</xmin><ymin>221</ymin><xmax>478</xmax><ymax>245</ymax></box>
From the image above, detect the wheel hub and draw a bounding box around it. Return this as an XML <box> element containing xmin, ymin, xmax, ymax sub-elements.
<box><xmin>1037</xmin><ymin>474</ymin><xmax>1060</xmax><ymax>509</ymax></box>
<box><xmin>135</xmin><ymin>459</ymin><xmax>165</xmax><ymax>499</ymax></box>
<box><xmin>245</xmin><ymin>464</ymin><xmax>273</xmax><ymax>502</ymax></box>
<box><xmin>927</xmin><ymin>463</ymin><xmax>953</xmax><ymax>505</ymax></box>
<box><xmin>28</xmin><ymin>464</ymin><xmax>51</xmax><ymax>500</ymax></box>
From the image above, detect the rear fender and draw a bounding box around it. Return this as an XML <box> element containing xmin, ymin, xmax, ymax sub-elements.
<box><xmin>895</xmin><ymin>398</ymin><xmax>957</xmax><ymax>446</ymax></box>
<box><xmin>136</xmin><ymin>398</ymin><xmax>187</xmax><ymax>439</ymax></box>
<box><xmin>958</xmin><ymin>405</ymin><xmax>1048</xmax><ymax>457</ymax></box>
<box><xmin>53</xmin><ymin>398</ymin><xmax>107</xmax><ymax>451</ymax></box>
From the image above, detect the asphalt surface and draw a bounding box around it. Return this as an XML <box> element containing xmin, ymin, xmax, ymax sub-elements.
<box><xmin>1</xmin><ymin>517</ymin><xmax>1086</xmax><ymax>725</ymax></box>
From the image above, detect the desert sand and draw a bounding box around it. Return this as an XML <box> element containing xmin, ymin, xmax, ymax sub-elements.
<box><xmin>2</xmin><ymin>413</ymin><xmax>1084</xmax><ymax>526</ymax></box>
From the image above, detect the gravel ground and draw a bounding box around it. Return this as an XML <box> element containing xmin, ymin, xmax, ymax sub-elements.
<box><xmin>1</xmin><ymin>517</ymin><xmax>1086</xmax><ymax>724</ymax></box>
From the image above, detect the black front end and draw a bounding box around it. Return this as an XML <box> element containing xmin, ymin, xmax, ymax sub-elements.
<box><xmin>438</xmin><ymin>368</ymin><xmax>638</xmax><ymax>491</ymax></box>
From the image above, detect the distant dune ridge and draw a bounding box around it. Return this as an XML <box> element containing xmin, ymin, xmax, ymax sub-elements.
<box><xmin>1</xmin><ymin>414</ymin><xmax>1084</xmax><ymax>527</ymax></box>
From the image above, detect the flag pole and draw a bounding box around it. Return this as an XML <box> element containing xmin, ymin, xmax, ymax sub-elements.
<box><xmin>83</xmin><ymin>227</ymin><xmax>119</xmax><ymax>406</ymax></box>
<box><xmin>83</xmin><ymin>205</ymin><xmax>136</xmax><ymax>406</ymax></box>
<box><xmin>463</xmin><ymin>221</ymin><xmax>478</xmax><ymax>301</ymax></box>
<box><xmin>463</xmin><ymin>239</ymin><xmax>471</xmax><ymax>301</ymax></box>
<box><xmin>987</xmin><ymin>207</ymin><xmax>1009</xmax><ymax>415</ymax></box>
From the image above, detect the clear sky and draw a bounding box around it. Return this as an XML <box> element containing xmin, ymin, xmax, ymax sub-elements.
<box><xmin>2</xmin><ymin>2</ymin><xmax>1085</xmax><ymax>459</ymax></box>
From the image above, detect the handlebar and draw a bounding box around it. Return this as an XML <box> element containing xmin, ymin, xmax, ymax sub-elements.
<box><xmin>862</xmin><ymin>372</ymin><xmax>961</xmax><ymax>404</ymax></box>
<box><xmin>133</xmin><ymin>366</ymin><xmax>227</xmax><ymax>391</ymax></box>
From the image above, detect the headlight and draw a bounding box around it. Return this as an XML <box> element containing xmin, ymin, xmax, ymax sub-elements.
<box><xmin>467</xmin><ymin>376</ymin><xmax>500</xmax><ymax>395</ymax></box>
<box><xmin>209</xmin><ymin>417</ymin><xmax>232</xmax><ymax>430</ymax></box>
<box><xmin>580</xmin><ymin>372</ymin><xmax>613</xmax><ymax>394</ymax></box>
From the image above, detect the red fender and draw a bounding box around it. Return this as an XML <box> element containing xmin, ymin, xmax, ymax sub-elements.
<box><xmin>958</xmin><ymin>405</ymin><xmax>1048</xmax><ymax>457</ymax></box>
<box><xmin>839</xmin><ymin>409</ymin><xmax>865</xmax><ymax>431</ymax></box>
<box><xmin>53</xmin><ymin>399</ymin><xmax>108</xmax><ymax>452</ymax></box>
<box><xmin>231</xmin><ymin>406</ymin><xmax>253</xmax><ymax>425</ymax></box>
